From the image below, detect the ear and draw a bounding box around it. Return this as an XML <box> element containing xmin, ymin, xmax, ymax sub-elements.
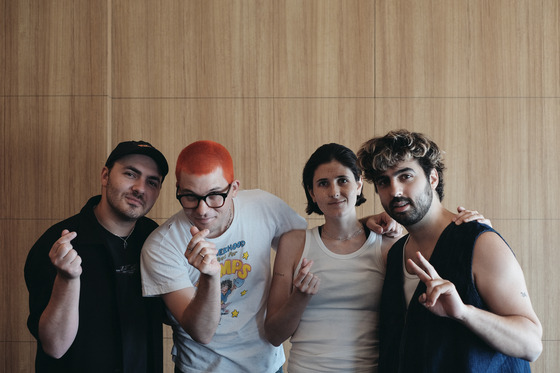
<box><xmin>101</xmin><ymin>166</ymin><xmax>109</xmax><ymax>187</ymax></box>
<box><xmin>308</xmin><ymin>187</ymin><xmax>316</xmax><ymax>202</ymax></box>
<box><xmin>229</xmin><ymin>180</ymin><xmax>241</xmax><ymax>198</ymax></box>
<box><xmin>357</xmin><ymin>176</ymin><xmax>364</xmax><ymax>194</ymax></box>
<box><xmin>429</xmin><ymin>168</ymin><xmax>439</xmax><ymax>190</ymax></box>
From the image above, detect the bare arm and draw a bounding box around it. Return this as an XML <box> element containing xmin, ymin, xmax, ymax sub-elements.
<box><xmin>162</xmin><ymin>226</ymin><xmax>221</xmax><ymax>344</ymax></box>
<box><xmin>265</xmin><ymin>230</ymin><xmax>319</xmax><ymax>346</ymax></box>
<box><xmin>467</xmin><ymin>232</ymin><xmax>542</xmax><ymax>360</ymax></box>
<box><xmin>409</xmin><ymin>233</ymin><xmax>542</xmax><ymax>361</ymax></box>
<box><xmin>38</xmin><ymin>230</ymin><xmax>81</xmax><ymax>359</ymax></box>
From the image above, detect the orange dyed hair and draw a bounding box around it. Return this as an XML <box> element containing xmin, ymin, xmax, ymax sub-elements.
<box><xmin>175</xmin><ymin>140</ymin><xmax>234</xmax><ymax>183</ymax></box>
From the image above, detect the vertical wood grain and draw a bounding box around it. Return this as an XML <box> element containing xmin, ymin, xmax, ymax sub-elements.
<box><xmin>274</xmin><ymin>0</ymin><xmax>375</xmax><ymax>98</ymax></box>
<box><xmin>112</xmin><ymin>0</ymin><xmax>274</xmax><ymax>98</ymax></box>
<box><xmin>375</xmin><ymin>0</ymin><xmax>560</xmax><ymax>97</ymax></box>
<box><xmin>2</xmin><ymin>97</ymin><xmax>108</xmax><ymax>220</ymax></box>
<box><xmin>1</xmin><ymin>1</ymin><xmax>558</xmax><ymax>372</ymax></box>
<box><xmin>3</xmin><ymin>0</ymin><xmax>108</xmax><ymax>96</ymax></box>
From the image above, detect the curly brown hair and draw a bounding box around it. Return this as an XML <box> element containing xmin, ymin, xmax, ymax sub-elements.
<box><xmin>357</xmin><ymin>129</ymin><xmax>445</xmax><ymax>201</ymax></box>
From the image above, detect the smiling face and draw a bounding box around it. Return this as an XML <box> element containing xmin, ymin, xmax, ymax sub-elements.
<box><xmin>176</xmin><ymin>167</ymin><xmax>239</xmax><ymax>238</ymax></box>
<box><xmin>102</xmin><ymin>154</ymin><xmax>162</xmax><ymax>222</ymax></box>
<box><xmin>373</xmin><ymin>159</ymin><xmax>437</xmax><ymax>227</ymax></box>
<box><xmin>308</xmin><ymin>160</ymin><xmax>363</xmax><ymax>218</ymax></box>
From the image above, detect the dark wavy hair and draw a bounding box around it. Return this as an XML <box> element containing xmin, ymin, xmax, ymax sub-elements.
<box><xmin>357</xmin><ymin>129</ymin><xmax>445</xmax><ymax>201</ymax></box>
<box><xmin>303</xmin><ymin>143</ymin><xmax>367</xmax><ymax>215</ymax></box>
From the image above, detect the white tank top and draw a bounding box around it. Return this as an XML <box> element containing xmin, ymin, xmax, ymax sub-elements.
<box><xmin>288</xmin><ymin>226</ymin><xmax>385</xmax><ymax>373</ymax></box>
<box><xmin>402</xmin><ymin>236</ymin><xmax>421</xmax><ymax>307</ymax></box>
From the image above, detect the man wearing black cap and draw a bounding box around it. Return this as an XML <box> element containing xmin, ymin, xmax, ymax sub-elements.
<box><xmin>25</xmin><ymin>141</ymin><xmax>169</xmax><ymax>373</ymax></box>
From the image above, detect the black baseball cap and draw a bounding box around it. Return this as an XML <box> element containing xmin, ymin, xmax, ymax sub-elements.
<box><xmin>105</xmin><ymin>140</ymin><xmax>169</xmax><ymax>182</ymax></box>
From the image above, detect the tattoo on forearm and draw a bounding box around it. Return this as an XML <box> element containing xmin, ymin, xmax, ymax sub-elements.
<box><xmin>521</xmin><ymin>291</ymin><xmax>527</xmax><ymax>298</ymax></box>
<box><xmin>274</xmin><ymin>272</ymin><xmax>285</xmax><ymax>277</ymax></box>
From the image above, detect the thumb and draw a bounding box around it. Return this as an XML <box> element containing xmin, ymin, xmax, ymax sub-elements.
<box><xmin>190</xmin><ymin>225</ymin><xmax>200</xmax><ymax>236</ymax></box>
<box><xmin>301</xmin><ymin>258</ymin><xmax>313</xmax><ymax>270</ymax></box>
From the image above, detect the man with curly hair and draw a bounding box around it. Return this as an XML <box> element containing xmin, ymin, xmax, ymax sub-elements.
<box><xmin>357</xmin><ymin>129</ymin><xmax>542</xmax><ymax>372</ymax></box>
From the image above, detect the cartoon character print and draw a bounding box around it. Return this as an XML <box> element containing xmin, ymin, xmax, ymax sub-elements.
<box><xmin>218</xmin><ymin>240</ymin><xmax>251</xmax><ymax>316</ymax></box>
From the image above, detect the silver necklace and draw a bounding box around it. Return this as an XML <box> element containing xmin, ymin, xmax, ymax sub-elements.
<box><xmin>321</xmin><ymin>225</ymin><xmax>364</xmax><ymax>241</ymax></box>
<box><xmin>115</xmin><ymin>226</ymin><xmax>135</xmax><ymax>249</ymax></box>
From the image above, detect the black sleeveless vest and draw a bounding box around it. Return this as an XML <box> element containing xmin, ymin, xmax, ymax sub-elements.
<box><xmin>379</xmin><ymin>222</ymin><xmax>531</xmax><ymax>373</ymax></box>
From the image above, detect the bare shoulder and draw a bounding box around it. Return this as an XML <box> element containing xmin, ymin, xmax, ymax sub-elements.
<box><xmin>278</xmin><ymin>229</ymin><xmax>306</xmax><ymax>250</ymax></box>
<box><xmin>472</xmin><ymin>231</ymin><xmax>526</xmax><ymax>302</ymax></box>
<box><xmin>472</xmin><ymin>231</ymin><xmax>518</xmax><ymax>271</ymax></box>
<box><xmin>275</xmin><ymin>229</ymin><xmax>307</xmax><ymax>270</ymax></box>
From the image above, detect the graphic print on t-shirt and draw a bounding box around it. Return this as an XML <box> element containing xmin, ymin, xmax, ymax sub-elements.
<box><xmin>218</xmin><ymin>240</ymin><xmax>252</xmax><ymax>316</ymax></box>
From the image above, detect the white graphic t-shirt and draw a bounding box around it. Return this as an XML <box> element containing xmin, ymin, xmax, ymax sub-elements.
<box><xmin>141</xmin><ymin>189</ymin><xmax>306</xmax><ymax>373</ymax></box>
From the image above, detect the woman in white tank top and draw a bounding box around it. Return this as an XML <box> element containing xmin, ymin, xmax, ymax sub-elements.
<box><xmin>264</xmin><ymin>143</ymin><xmax>400</xmax><ymax>372</ymax></box>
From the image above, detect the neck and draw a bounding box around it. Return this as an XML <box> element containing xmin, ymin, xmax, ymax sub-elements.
<box><xmin>322</xmin><ymin>215</ymin><xmax>363</xmax><ymax>239</ymax></box>
<box><xmin>323</xmin><ymin>211</ymin><xmax>361</xmax><ymax>230</ymax></box>
<box><xmin>94</xmin><ymin>200</ymin><xmax>136</xmax><ymax>237</ymax></box>
<box><xmin>405</xmin><ymin>204</ymin><xmax>454</xmax><ymax>258</ymax></box>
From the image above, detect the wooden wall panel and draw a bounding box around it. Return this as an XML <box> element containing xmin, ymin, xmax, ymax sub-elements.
<box><xmin>0</xmin><ymin>0</ymin><xmax>5</xmax><ymax>96</ymax></box>
<box><xmin>373</xmin><ymin>98</ymin><xmax>560</xmax><ymax>220</ymax></box>
<box><xmin>274</xmin><ymin>0</ymin><xmax>375</xmax><ymax>98</ymax></box>
<box><xmin>3</xmin><ymin>0</ymin><xmax>108</xmax><ymax>96</ymax></box>
<box><xmin>2</xmin><ymin>0</ymin><xmax>558</xmax><ymax>372</ymax></box>
<box><xmin>2</xmin><ymin>97</ymin><xmax>108</xmax><ymax>220</ymax></box>
<box><xmin>112</xmin><ymin>0</ymin><xmax>274</xmax><ymax>98</ymax></box>
<box><xmin>375</xmin><ymin>0</ymin><xmax>560</xmax><ymax>98</ymax></box>
<box><xmin>163</xmin><ymin>326</ymin><xmax>174</xmax><ymax>373</ymax></box>
<box><xmin>0</xmin><ymin>342</ymin><xmax>35</xmax><ymax>373</ymax></box>
<box><xmin>111</xmin><ymin>98</ymin><xmax>268</xmax><ymax>219</ymax></box>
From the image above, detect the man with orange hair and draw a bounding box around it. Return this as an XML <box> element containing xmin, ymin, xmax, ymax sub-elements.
<box><xmin>141</xmin><ymin>140</ymin><xmax>310</xmax><ymax>372</ymax></box>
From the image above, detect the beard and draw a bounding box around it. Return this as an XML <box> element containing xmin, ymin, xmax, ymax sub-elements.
<box><xmin>105</xmin><ymin>178</ymin><xmax>149</xmax><ymax>222</ymax></box>
<box><xmin>385</xmin><ymin>180</ymin><xmax>433</xmax><ymax>227</ymax></box>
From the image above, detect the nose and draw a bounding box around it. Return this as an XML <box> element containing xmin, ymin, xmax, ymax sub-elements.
<box><xmin>389</xmin><ymin>181</ymin><xmax>403</xmax><ymax>197</ymax></box>
<box><xmin>195</xmin><ymin>198</ymin><xmax>211</xmax><ymax>215</ymax></box>
<box><xmin>330</xmin><ymin>185</ymin><xmax>340</xmax><ymax>198</ymax></box>
<box><xmin>132</xmin><ymin>178</ymin><xmax>146</xmax><ymax>195</ymax></box>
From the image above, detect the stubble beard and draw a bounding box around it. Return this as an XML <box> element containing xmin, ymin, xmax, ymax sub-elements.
<box><xmin>106</xmin><ymin>179</ymin><xmax>149</xmax><ymax>222</ymax></box>
<box><xmin>386</xmin><ymin>182</ymin><xmax>433</xmax><ymax>227</ymax></box>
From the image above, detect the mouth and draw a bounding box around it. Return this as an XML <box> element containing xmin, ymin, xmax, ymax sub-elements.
<box><xmin>126</xmin><ymin>195</ymin><xmax>145</xmax><ymax>207</ymax></box>
<box><xmin>194</xmin><ymin>216</ymin><xmax>215</xmax><ymax>225</ymax></box>
<box><xmin>329</xmin><ymin>199</ymin><xmax>346</xmax><ymax>206</ymax></box>
<box><xmin>390</xmin><ymin>199</ymin><xmax>410</xmax><ymax>213</ymax></box>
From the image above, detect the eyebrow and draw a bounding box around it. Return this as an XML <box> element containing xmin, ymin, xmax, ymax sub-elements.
<box><xmin>375</xmin><ymin>167</ymin><xmax>416</xmax><ymax>182</ymax></box>
<box><xmin>391</xmin><ymin>167</ymin><xmax>416</xmax><ymax>177</ymax></box>
<box><xmin>125</xmin><ymin>166</ymin><xmax>162</xmax><ymax>183</ymax></box>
